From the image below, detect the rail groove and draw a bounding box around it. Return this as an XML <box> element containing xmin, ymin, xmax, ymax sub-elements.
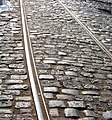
<box><xmin>58</xmin><ymin>0</ymin><xmax>112</xmax><ymax>60</ymax></box>
<box><xmin>19</xmin><ymin>0</ymin><xmax>50</xmax><ymax>120</ymax></box>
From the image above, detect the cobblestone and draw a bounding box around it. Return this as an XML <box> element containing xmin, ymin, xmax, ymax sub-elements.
<box><xmin>2</xmin><ymin>90</ymin><xmax>20</xmax><ymax>95</ymax></box>
<box><xmin>65</xmin><ymin>71</ymin><xmax>78</xmax><ymax>76</ymax></box>
<box><xmin>44</xmin><ymin>93</ymin><xmax>54</xmax><ymax>99</ymax></box>
<box><xmin>10</xmin><ymin>75</ymin><xmax>27</xmax><ymax>80</ymax></box>
<box><xmin>0</xmin><ymin>0</ymin><xmax>36</xmax><ymax>118</ymax></box>
<box><xmin>83</xmin><ymin>110</ymin><xmax>96</xmax><ymax>117</ymax></box>
<box><xmin>102</xmin><ymin>111</ymin><xmax>112</xmax><ymax>119</ymax></box>
<box><xmin>7</xmin><ymin>84</ymin><xmax>28</xmax><ymax>90</ymax></box>
<box><xmin>0</xmin><ymin>109</ymin><xmax>12</xmax><ymax>114</ymax></box>
<box><xmin>24</xmin><ymin>0</ymin><xmax>112</xmax><ymax>119</ymax></box>
<box><xmin>64</xmin><ymin>108</ymin><xmax>79</xmax><ymax>118</ymax></box>
<box><xmin>68</xmin><ymin>101</ymin><xmax>86</xmax><ymax>109</ymax></box>
<box><xmin>82</xmin><ymin>91</ymin><xmax>100</xmax><ymax>96</ymax></box>
<box><xmin>49</xmin><ymin>100</ymin><xmax>66</xmax><ymax>108</ymax></box>
<box><xmin>61</xmin><ymin>89</ymin><xmax>79</xmax><ymax>95</ymax></box>
<box><xmin>78</xmin><ymin>117</ymin><xmax>96</xmax><ymax>120</ymax></box>
<box><xmin>0</xmin><ymin>95</ymin><xmax>13</xmax><ymax>100</ymax></box>
<box><xmin>49</xmin><ymin>108</ymin><xmax>59</xmax><ymax>117</ymax></box>
<box><xmin>4</xmin><ymin>80</ymin><xmax>23</xmax><ymax>84</ymax></box>
<box><xmin>56</xmin><ymin>94</ymin><xmax>74</xmax><ymax>100</ymax></box>
<box><xmin>61</xmin><ymin>0</ymin><xmax>112</xmax><ymax>52</ymax></box>
<box><xmin>39</xmin><ymin>75</ymin><xmax>54</xmax><ymax>80</ymax></box>
<box><xmin>15</xmin><ymin>102</ymin><xmax>31</xmax><ymax>108</ymax></box>
<box><xmin>0</xmin><ymin>101</ymin><xmax>12</xmax><ymax>107</ymax></box>
<box><xmin>44</xmin><ymin>87</ymin><xmax>59</xmax><ymax>93</ymax></box>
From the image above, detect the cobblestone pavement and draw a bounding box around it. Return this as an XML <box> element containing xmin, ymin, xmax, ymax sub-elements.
<box><xmin>60</xmin><ymin>0</ymin><xmax>112</xmax><ymax>53</ymax></box>
<box><xmin>24</xmin><ymin>0</ymin><xmax>112</xmax><ymax>119</ymax></box>
<box><xmin>0</xmin><ymin>0</ymin><xmax>36</xmax><ymax>119</ymax></box>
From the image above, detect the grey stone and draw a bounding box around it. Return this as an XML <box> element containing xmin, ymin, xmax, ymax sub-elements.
<box><xmin>15</xmin><ymin>96</ymin><xmax>32</xmax><ymax>101</ymax></box>
<box><xmin>7</xmin><ymin>84</ymin><xmax>28</xmax><ymax>90</ymax></box>
<box><xmin>16</xmin><ymin>113</ymin><xmax>32</xmax><ymax>120</ymax></box>
<box><xmin>94</xmin><ymin>73</ymin><xmax>106</xmax><ymax>79</ymax></box>
<box><xmin>44</xmin><ymin>93</ymin><xmax>53</xmax><ymax>99</ymax></box>
<box><xmin>72</xmin><ymin>63</ymin><xmax>84</xmax><ymax>67</ymax></box>
<box><xmin>0</xmin><ymin>109</ymin><xmax>12</xmax><ymax>114</ymax></box>
<box><xmin>43</xmin><ymin>60</ymin><xmax>56</xmax><ymax>64</ymax></box>
<box><xmin>68</xmin><ymin>101</ymin><xmax>86</xmax><ymax>109</ymax></box>
<box><xmin>81</xmin><ymin>72</ymin><xmax>93</xmax><ymax>78</ymax></box>
<box><xmin>102</xmin><ymin>111</ymin><xmax>112</xmax><ymax>119</ymax></box>
<box><xmin>83</xmin><ymin>110</ymin><xmax>96</xmax><ymax>117</ymax></box>
<box><xmin>58</xmin><ymin>51</ymin><xmax>67</xmax><ymax>56</ymax></box>
<box><xmin>107</xmin><ymin>74</ymin><xmax>112</xmax><ymax>79</ymax></box>
<box><xmin>61</xmin><ymin>89</ymin><xmax>78</xmax><ymax>95</ymax></box>
<box><xmin>84</xmin><ymin>84</ymin><xmax>98</xmax><ymax>89</ymax></box>
<box><xmin>9</xmin><ymin>64</ymin><xmax>24</xmax><ymax>69</ymax></box>
<box><xmin>45</xmin><ymin>50</ymin><xmax>56</xmax><ymax>55</ymax></box>
<box><xmin>0</xmin><ymin>85</ymin><xmax>7</xmax><ymax>90</ymax></box>
<box><xmin>51</xmin><ymin>70</ymin><xmax>64</xmax><ymax>75</ymax></box>
<box><xmin>2</xmin><ymin>90</ymin><xmax>20</xmax><ymax>95</ymax></box>
<box><xmin>65</xmin><ymin>71</ymin><xmax>78</xmax><ymax>76</ymax></box>
<box><xmin>14</xmin><ymin>69</ymin><xmax>26</xmax><ymax>74</ymax></box>
<box><xmin>0</xmin><ymin>114</ymin><xmax>12</xmax><ymax>119</ymax></box>
<box><xmin>39</xmin><ymin>75</ymin><xmax>54</xmax><ymax>80</ymax></box>
<box><xmin>45</xmin><ymin>58</ymin><xmax>59</xmax><ymax>61</ymax></box>
<box><xmin>0</xmin><ymin>95</ymin><xmax>13</xmax><ymax>100</ymax></box>
<box><xmin>49</xmin><ymin>108</ymin><xmax>59</xmax><ymax>117</ymax></box>
<box><xmin>82</xmin><ymin>91</ymin><xmax>99</xmax><ymax>96</ymax></box>
<box><xmin>0</xmin><ymin>68</ymin><xmax>11</xmax><ymax>72</ymax></box>
<box><xmin>83</xmin><ymin>95</ymin><xmax>94</xmax><ymax>102</ymax></box>
<box><xmin>78</xmin><ymin>117</ymin><xmax>95</xmax><ymax>120</ymax></box>
<box><xmin>49</xmin><ymin>100</ymin><xmax>66</xmax><ymax>108</ymax></box>
<box><xmin>64</xmin><ymin>108</ymin><xmax>79</xmax><ymax>118</ymax></box>
<box><xmin>15</xmin><ymin>102</ymin><xmax>31</xmax><ymax>108</ymax></box>
<box><xmin>44</xmin><ymin>87</ymin><xmax>58</xmax><ymax>93</ymax></box>
<box><xmin>20</xmin><ymin>109</ymin><xmax>32</xmax><ymax>113</ymax></box>
<box><xmin>11</xmin><ymin>75</ymin><xmax>27</xmax><ymax>80</ymax></box>
<box><xmin>10</xmin><ymin>18</ymin><xmax>18</xmax><ymax>22</ymax></box>
<box><xmin>0</xmin><ymin>101</ymin><xmax>12</xmax><ymax>107</ymax></box>
<box><xmin>63</xmin><ymin>81</ymin><xmax>83</xmax><ymax>89</ymax></box>
<box><xmin>82</xmin><ymin>67</ymin><xmax>95</xmax><ymax>73</ymax></box>
<box><xmin>4</xmin><ymin>80</ymin><xmax>23</xmax><ymax>84</ymax></box>
<box><xmin>57</xmin><ymin>61</ymin><xmax>71</xmax><ymax>65</ymax></box>
<box><xmin>56</xmin><ymin>94</ymin><xmax>74</xmax><ymax>100</ymax></box>
<box><xmin>0</xmin><ymin>74</ymin><xmax>7</xmax><ymax>79</ymax></box>
<box><xmin>0</xmin><ymin>79</ymin><xmax>2</xmax><ymax>84</ymax></box>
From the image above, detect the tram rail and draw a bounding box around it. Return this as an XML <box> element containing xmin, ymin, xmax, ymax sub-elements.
<box><xmin>2</xmin><ymin>0</ymin><xmax>112</xmax><ymax>120</ymax></box>
<box><xmin>58</xmin><ymin>0</ymin><xmax>112</xmax><ymax>60</ymax></box>
<box><xmin>19</xmin><ymin>0</ymin><xmax>50</xmax><ymax>119</ymax></box>
<box><xmin>21</xmin><ymin>0</ymin><xmax>112</xmax><ymax>120</ymax></box>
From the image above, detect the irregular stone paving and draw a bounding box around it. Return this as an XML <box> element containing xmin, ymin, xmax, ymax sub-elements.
<box><xmin>24</xmin><ymin>0</ymin><xmax>112</xmax><ymax>119</ymax></box>
<box><xmin>60</xmin><ymin>0</ymin><xmax>112</xmax><ymax>53</ymax></box>
<box><xmin>0</xmin><ymin>0</ymin><xmax>36</xmax><ymax>119</ymax></box>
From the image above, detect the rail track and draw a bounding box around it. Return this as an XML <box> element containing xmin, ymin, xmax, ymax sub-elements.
<box><xmin>19</xmin><ymin>0</ymin><xmax>50</xmax><ymax>119</ymax></box>
<box><xmin>58</xmin><ymin>0</ymin><xmax>112</xmax><ymax>60</ymax></box>
<box><xmin>21</xmin><ymin>0</ymin><xmax>112</xmax><ymax>119</ymax></box>
<box><xmin>1</xmin><ymin>0</ymin><xmax>111</xmax><ymax>119</ymax></box>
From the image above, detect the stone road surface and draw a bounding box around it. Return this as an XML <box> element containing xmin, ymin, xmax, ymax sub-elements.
<box><xmin>23</xmin><ymin>0</ymin><xmax>112</xmax><ymax>119</ymax></box>
<box><xmin>0</xmin><ymin>0</ymin><xmax>37</xmax><ymax>119</ymax></box>
<box><xmin>61</xmin><ymin>0</ymin><xmax>112</xmax><ymax>53</ymax></box>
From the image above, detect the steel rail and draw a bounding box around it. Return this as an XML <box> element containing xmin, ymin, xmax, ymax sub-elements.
<box><xmin>19</xmin><ymin>0</ymin><xmax>50</xmax><ymax>120</ymax></box>
<box><xmin>58</xmin><ymin>0</ymin><xmax>112</xmax><ymax>60</ymax></box>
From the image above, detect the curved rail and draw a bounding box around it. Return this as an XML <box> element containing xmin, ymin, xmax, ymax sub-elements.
<box><xmin>58</xmin><ymin>0</ymin><xmax>112</xmax><ymax>60</ymax></box>
<box><xmin>19</xmin><ymin>0</ymin><xmax>50</xmax><ymax>120</ymax></box>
